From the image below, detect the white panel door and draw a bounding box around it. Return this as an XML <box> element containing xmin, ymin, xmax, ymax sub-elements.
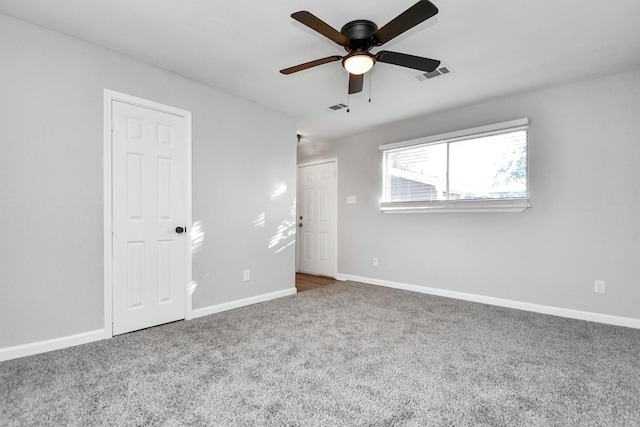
<box><xmin>111</xmin><ymin>101</ymin><xmax>188</xmax><ymax>335</ymax></box>
<box><xmin>298</xmin><ymin>161</ymin><xmax>336</xmax><ymax>277</ymax></box>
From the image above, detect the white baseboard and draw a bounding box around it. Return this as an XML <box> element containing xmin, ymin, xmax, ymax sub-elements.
<box><xmin>5</xmin><ymin>278</ymin><xmax>633</xmax><ymax>362</ymax></box>
<box><xmin>0</xmin><ymin>329</ymin><xmax>105</xmax><ymax>362</ymax></box>
<box><xmin>336</xmin><ymin>274</ymin><xmax>640</xmax><ymax>329</ymax></box>
<box><xmin>0</xmin><ymin>289</ymin><xmax>297</xmax><ymax>362</ymax></box>
<box><xmin>191</xmin><ymin>287</ymin><xmax>297</xmax><ymax>319</ymax></box>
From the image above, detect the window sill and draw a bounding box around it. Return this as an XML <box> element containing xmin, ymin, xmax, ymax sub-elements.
<box><xmin>380</xmin><ymin>199</ymin><xmax>530</xmax><ymax>214</ymax></box>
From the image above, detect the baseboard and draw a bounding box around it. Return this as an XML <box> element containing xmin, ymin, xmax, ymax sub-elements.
<box><xmin>0</xmin><ymin>289</ymin><xmax>297</xmax><ymax>362</ymax></box>
<box><xmin>191</xmin><ymin>287</ymin><xmax>298</xmax><ymax>319</ymax></box>
<box><xmin>0</xmin><ymin>329</ymin><xmax>105</xmax><ymax>362</ymax></box>
<box><xmin>336</xmin><ymin>273</ymin><xmax>640</xmax><ymax>329</ymax></box>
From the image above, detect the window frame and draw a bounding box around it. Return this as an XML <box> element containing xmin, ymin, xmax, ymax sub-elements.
<box><xmin>379</xmin><ymin>118</ymin><xmax>530</xmax><ymax>214</ymax></box>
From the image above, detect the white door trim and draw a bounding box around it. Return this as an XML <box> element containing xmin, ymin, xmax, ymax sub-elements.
<box><xmin>103</xmin><ymin>89</ymin><xmax>193</xmax><ymax>339</ymax></box>
<box><xmin>296</xmin><ymin>158</ymin><xmax>338</xmax><ymax>277</ymax></box>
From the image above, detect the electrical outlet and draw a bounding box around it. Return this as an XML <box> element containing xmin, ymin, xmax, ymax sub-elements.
<box><xmin>594</xmin><ymin>280</ymin><xmax>605</xmax><ymax>294</ymax></box>
<box><xmin>347</xmin><ymin>196</ymin><xmax>357</xmax><ymax>205</ymax></box>
<box><xmin>243</xmin><ymin>269</ymin><xmax>250</xmax><ymax>282</ymax></box>
<box><xmin>372</xmin><ymin>258</ymin><xmax>378</xmax><ymax>267</ymax></box>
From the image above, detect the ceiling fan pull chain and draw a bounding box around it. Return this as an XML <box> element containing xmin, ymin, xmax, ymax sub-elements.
<box><xmin>369</xmin><ymin>70</ymin><xmax>372</xmax><ymax>103</ymax></box>
<box><xmin>347</xmin><ymin>84</ymin><xmax>350</xmax><ymax>113</ymax></box>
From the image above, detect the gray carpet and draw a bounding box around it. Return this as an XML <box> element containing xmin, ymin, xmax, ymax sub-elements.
<box><xmin>2</xmin><ymin>282</ymin><xmax>640</xmax><ymax>426</ymax></box>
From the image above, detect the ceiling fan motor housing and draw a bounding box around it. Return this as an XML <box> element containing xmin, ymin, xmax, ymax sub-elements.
<box><xmin>340</xmin><ymin>20</ymin><xmax>379</xmax><ymax>52</ymax></box>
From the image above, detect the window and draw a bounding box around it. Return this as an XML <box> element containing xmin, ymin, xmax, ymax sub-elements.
<box><xmin>380</xmin><ymin>119</ymin><xmax>529</xmax><ymax>213</ymax></box>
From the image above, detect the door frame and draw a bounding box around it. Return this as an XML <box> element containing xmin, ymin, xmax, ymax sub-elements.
<box><xmin>296</xmin><ymin>158</ymin><xmax>338</xmax><ymax>278</ymax></box>
<box><xmin>103</xmin><ymin>89</ymin><xmax>193</xmax><ymax>339</ymax></box>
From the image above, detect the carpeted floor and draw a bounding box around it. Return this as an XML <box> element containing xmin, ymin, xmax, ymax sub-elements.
<box><xmin>2</xmin><ymin>281</ymin><xmax>640</xmax><ymax>426</ymax></box>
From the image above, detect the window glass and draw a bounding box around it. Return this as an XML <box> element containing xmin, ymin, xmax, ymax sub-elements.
<box><xmin>386</xmin><ymin>143</ymin><xmax>447</xmax><ymax>201</ymax></box>
<box><xmin>380</xmin><ymin>120</ymin><xmax>529</xmax><ymax>213</ymax></box>
<box><xmin>448</xmin><ymin>131</ymin><xmax>527</xmax><ymax>200</ymax></box>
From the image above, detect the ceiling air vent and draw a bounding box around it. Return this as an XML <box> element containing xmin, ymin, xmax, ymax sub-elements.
<box><xmin>415</xmin><ymin>66</ymin><xmax>450</xmax><ymax>81</ymax></box>
<box><xmin>329</xmin><ymin>103</ymin><xmax>348</xmax><ymax>111</ymax></box>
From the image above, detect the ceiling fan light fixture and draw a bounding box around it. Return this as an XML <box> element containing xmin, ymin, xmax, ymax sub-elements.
<box><xmin>342</xmin><ymin>53</ymin><xmax>375</xmax><ymax>75</ymax></box>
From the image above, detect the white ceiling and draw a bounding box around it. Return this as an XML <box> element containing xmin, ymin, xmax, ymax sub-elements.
<box><xmin>2</xmin><ymin>0</ymin><xmax>640</xmax><ymax>141</ymax></box>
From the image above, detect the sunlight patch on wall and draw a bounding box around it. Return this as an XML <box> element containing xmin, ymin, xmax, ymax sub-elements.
<box><xmin>187</xmin><ymin>281</ymin><xmax>198</xmax><ymax>295</ymax></box>
<box><xmin>275</xmin><ymin>239</ymin><xmax>296</xmax><ymax>255</ymax></box>
<box><xmin>190</xmin><ymin>221</ymin><xmax>205</xmax><ymax>254</ymax></box>
<box><xmin>252</xmin><ymin>212</ymin><xmax>266</xmax><ymax>229</ymax></box>
<box><xmin>271</xmin><ymin>183</ymin><xmax>287</xmax><ymax>200</ymax></box>
<box><xmin>269</xmin><ymin>219</ymin><xmax>296</xmax><ymax>249</ymax></box>
<box><xmin>269</xmin><ymin>199</ymin><xmax>298</xmax><ymax>253</ymax></box>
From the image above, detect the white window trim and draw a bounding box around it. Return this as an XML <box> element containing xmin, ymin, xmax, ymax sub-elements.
<box><xmin>379</xmin><ymin>118</ymin><xmax>530</xmax><ymax>214</ymax></box>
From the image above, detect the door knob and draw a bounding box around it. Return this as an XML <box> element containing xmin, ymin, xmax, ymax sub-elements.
<box><xmin>175</xmin><ymin>226</ymin><xmax>185</xmax><ymax>234</ymax></box>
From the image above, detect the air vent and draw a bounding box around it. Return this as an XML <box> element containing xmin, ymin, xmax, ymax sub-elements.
<box><xmin>329</xmin><ymin>103</ymin><xmax>348</xmax><ymax>111</ymax></box>
<box><xmin>415</xmin><ymin>66</ymin><xmax>450</xmax><ymax>81</ymax></box>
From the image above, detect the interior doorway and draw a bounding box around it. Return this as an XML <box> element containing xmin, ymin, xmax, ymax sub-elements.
<box><xmin>296</xmin><ymin>159</ymin><xmax>337</xmax><ymax>278</ymax></box>
<box><xmin>104</xmin><ymin>90</ymin><xmax>192</xmax><ymax>337</ymax></box>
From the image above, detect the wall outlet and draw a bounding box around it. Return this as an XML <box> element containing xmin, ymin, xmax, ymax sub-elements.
<box><xmin>243</xmin><ymin>269</ymin><xmax>250</xmax><ymax>282</ymax></box>
<box><xmin>594</xmin><ymin>280</ymin><xmax>605</xmax><ymax>294</ymax></box>
<box><xmin>372</xmin><ymin>258</ymin><xmax>378</xmax><ymax>267</ymax></box>
<box><xmin>347</xmin><ymin>196</ymin><xmax>357</xmax><ymax>205</ymax></box>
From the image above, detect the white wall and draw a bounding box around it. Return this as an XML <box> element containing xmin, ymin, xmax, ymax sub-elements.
<box><xmin>299</xmin><ymin>68</ymin><xmax>640</xmax><ymax>320</ymax></box>
<box><xmin>0</xmin><ymin>14</ymin><xmax>296</xmax><ymax>349</ymax></box>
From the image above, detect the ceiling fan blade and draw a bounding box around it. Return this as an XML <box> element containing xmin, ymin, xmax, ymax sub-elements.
<box><xmin>376</xmin><ymin>51</ymin><xmax>440</xmax><ymax>73</ymax></box>
<box><xmin>348</xmin><ymin>74</ymin><xmax>364</xmax><ymax>94</ymax></box>
<box><xmin>280</xmin><ymin>56</ymin><xmax>343</xmax><ymax>75</ymax></box>
<box><xmin>291</xmin><ymin>11</ymin><xmax>349</xmax><ymax>46</ymax></box>
<box><xmin>373</xmin><ymin>0</ymin><xmax>438</xmax><ymax>45</ymax></box>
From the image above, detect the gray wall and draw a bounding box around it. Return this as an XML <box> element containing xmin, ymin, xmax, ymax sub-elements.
<box><xmin>0</xmin><ymin>14</ymin><xmax>296</xmax><ymax>349</ymax></box>
<box><xmin>299</xmin><ymin>69</ymin><xmax>640</xmax><ymax>320</ymax></box>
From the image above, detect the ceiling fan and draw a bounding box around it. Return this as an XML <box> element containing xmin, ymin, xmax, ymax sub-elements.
<box><xmin>280</xmin><ymin>0</ymin><xmax>441</xmax><ymax>95</ymax></box>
